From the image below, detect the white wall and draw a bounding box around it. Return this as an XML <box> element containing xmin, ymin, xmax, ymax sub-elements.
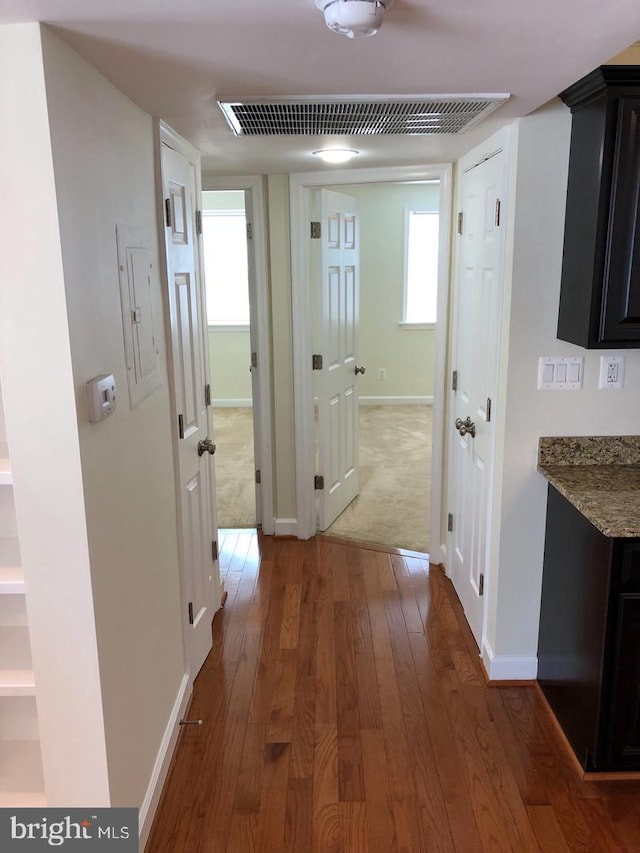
<box><xmin>39</xmin><ymin>27</ymin><xmax>186</xmax><ymax>807</ymax></box>
<box><xmin>338</xmin><ymin>182</ymin><xmax>438</xmax><ymax>401</ymax></box>
<box><xmin>0</xmin><ymin>23</ymin><xmax>110</xmax><ymax>805</ymax></box>
<box><xmin>485</xmin><ymin>98</ymin><xmax>640</xmax><ymax>667</ymax></box>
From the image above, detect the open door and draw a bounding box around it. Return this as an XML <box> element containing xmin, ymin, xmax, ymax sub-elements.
<box><xmin>160</xmin><ymin>129</ymin><xmax>220</xmax><ymax>679</ymax></box>
<box><xmin>315</xmin><ymin>189</ymin><xmax>363</xmax><ymax>531</ymax></box>
<box><xmin>448</xmin><ymin>151</ymin><xmax>504</xmax><ymax>647</ymax></box>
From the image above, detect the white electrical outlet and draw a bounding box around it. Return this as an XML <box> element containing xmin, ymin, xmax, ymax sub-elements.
<box><xmin>378</xmin><ymin>368</ymin><xmax>387</xmax><ymax>380</ymax></box>
<box><xmin>599</xmin><ymin>355</ymin><xmax>625</xmax><ymax>389</ymax></box>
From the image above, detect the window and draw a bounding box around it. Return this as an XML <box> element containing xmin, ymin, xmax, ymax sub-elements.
<box><xmin>202</xmin><ymin>210</ymin><xmax>250</xmax><ymax>328</ymax></box>
<box><xmin>402</xmin><ymin>209</ymin><xmax>439</xmax><ymax>327</ymax></box>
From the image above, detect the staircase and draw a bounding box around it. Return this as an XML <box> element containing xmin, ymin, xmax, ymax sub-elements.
<box><xmin>0</xmin><ymin>383</ymin><xmax>46</xmax><ymax>806</ymax></box>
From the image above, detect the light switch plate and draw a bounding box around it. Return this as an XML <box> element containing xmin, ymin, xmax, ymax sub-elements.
<box><xmin>538</xmin><ymin>356</ymin><xmax>584</xmax><ymax>390</ymax></box>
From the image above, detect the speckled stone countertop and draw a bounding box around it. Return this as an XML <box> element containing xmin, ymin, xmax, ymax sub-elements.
<box><xmin>538</xmin><ymin>437</ymin><xmax>640</xmax><ymax>538</ymax></box>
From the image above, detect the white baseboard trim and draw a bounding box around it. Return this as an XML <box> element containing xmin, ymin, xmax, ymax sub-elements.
<box><xmin>359</xmin><ymin>396</ymin><xmax>433</xmax><ymax>406</ymax></box>
<box><xmin>275</xmin><ymin>518</ymin><xmax>298</xmax><ymax>537</ymax></box>
<box><xmin>481</xmin><ymin>639</ymin><xmax>538</xmax><ymax>681</ymax></box>
<box><xmin>212</xmin><ymin>398</ymin><xmax>252</xmax><ymax>408</ymax></box>
<box><xmin>139</xmin><ymin>673</ymin><xmax>191</xmax><ymax>851</ymax></box>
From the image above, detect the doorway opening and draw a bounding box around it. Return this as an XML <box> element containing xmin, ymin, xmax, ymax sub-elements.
<box><xmin>291</xmin><ymin>165</ymin><xmax>452</xmax><ymax>561</ymax></box>
<box><xmin>202</xmin><ymin>190</ymin><xmax>256</xmax><ymax>529</ymax></box>
<box><xmin>200</xmin><ymin>177</ymin><xmax>274</xmax><ymax>536</ymax></box>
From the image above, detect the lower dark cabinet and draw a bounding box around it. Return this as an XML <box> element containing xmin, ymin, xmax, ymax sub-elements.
<box><xmin>538</xmin><ymin>486</ymin><xmax>640</xmax><ymax>771</ymax></box>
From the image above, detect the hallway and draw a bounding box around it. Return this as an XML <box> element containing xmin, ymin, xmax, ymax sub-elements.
<box><xmin>146</xmin><ymin>531</ymin><xmax>640</xmax><ymax>852</ymax></box>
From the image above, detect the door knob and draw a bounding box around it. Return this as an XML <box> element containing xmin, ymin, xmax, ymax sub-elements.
<box><xmin>354</xmin><ymin>365</ymin><xmax>366</xmax><ymax>375</ymax></box>
<box><xmin>198</xmin><ymin>437</ymin><xmax>216</xmax><ymax>456</ymax></box>
<box><xmin>455</xmin><ymin>417</ymin><xmax>476</xmax><ymax>438</ymax></box>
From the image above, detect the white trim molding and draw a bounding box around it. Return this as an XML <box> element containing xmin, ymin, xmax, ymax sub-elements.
<box><xmin>139</xmin><ymin>673</ymin><xmax>191</xmax><ymax>850</ymax></box>
<box><xmin>290</xmin><ymin>163</ymin><xmax>452</xmax><ymax>548</ymax></box>
<box><xmin>212</xmin><ymin>398</ymin><xmax>252</xmax><ymax>408</ymax></box>
<box><xmin>359</xmin><ymin>396</ymin><xmax>433</xmax><ymax>406</ymax></box>
<box><xmin>481</xmin><ymin>639</ymin><xmax>538</xmax><ymax>681</ymax></box>
<box><xmin>275</xmin><ymin>518</ymin><xmax>298</xmax><ymax>537</ymax></box>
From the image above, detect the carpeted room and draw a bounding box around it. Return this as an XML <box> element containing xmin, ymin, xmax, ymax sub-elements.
<box><xmin>206</xmin><ymin>180</ymin><xmax>438</xmax><ymax>554</ymax></box>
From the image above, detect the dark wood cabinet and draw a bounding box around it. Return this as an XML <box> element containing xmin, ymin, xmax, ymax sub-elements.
<box><xmin>538</xmin><ymin>485</ymin><xmax>640</xmax><ymax>771</ymax></box>
<box><xmin>558</xmin><ymin>66</ymin><xmax>640</xmax><ymax>348</ymax></box>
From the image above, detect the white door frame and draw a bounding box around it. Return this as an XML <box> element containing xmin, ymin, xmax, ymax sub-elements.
<box><xmin>290</xmin><ymin>164</ymin><xmax>453</xmax><ymax>557</ymax></box>
<box><xmin>155</xmin><ymin>120</ymin><xmax>222</xmax><ymax>679</ymax></box>
<box><xmin>201</xmin><ymin>174</ymin><xmax>275</xmax><ymax>536</ymax></box>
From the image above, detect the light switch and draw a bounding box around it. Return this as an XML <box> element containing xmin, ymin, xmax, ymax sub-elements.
<box><xmin>538</xmin><ymin>356</ymin><xmax>583</xmax><ymax>390</ymax></box>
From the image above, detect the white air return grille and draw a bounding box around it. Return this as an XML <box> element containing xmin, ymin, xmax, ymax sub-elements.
<box><xmin>218</xmin><ymin>95</ymin><xmax>509</xmax><ymax>136</ymax></box>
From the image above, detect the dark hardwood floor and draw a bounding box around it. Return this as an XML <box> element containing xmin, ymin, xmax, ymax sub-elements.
<box><xmin>146</xmin><ymin>530</ymin><xmax>640</xmax><ymax>852</ymax></box>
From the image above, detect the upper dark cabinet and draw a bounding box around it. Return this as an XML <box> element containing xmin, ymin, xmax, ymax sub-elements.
<box><xmin>558</xmin><ymin>66</ymin><xmax>640</xmax><ymax>348</ymax></box>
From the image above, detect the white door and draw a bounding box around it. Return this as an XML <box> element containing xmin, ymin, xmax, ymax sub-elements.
<box><xmin>245</xmin><ymin>189</ymin><xmax>262</xmax><ymax>526</ymax></box>
<box><xmin>316</xmin><ymin>190</ymin><xmax>362</xmax><ymax>531</ymax></box>
<box><xmin>448</xmin><ymin>151</ymin><xmax>504</xmax><ymax>647</ymax></box>
<box><xmin>161</xmin><ymin>139</ymin><xmax>220</xmax><ymax>679</ymax></box>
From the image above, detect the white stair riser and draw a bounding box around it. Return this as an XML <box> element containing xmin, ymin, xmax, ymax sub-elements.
<box><xmin>0</xmin><ymin>487</ymin><xmax>17</xmax><ymax>539</ymax></box>
<box><xmin>0</xmin><ymin>595</ymin><xmax>27</xmax><ymax>627</ymax></box>
<box><xmin>0</xmin><ymin>697</ymin><xmax>40</xmax><ymax>740</ymax></box>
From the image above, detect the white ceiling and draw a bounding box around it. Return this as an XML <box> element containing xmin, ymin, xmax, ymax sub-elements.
<box><xmin>3</xmin><ymin>0</ymin><xmax>640</xmax><ymax>174</ymax></box>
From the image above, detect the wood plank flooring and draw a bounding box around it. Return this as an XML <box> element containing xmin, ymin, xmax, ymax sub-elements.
<box><xmin>146</xmin><ymin>530</ymin><xmax>640</xmax><ymax>852</ymax></box>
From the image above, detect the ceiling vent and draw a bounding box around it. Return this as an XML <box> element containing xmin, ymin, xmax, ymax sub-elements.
<box><xmin>218</xmin><ymin>95</ymin><xmax>509</xmax><ymax>136</ymax></box>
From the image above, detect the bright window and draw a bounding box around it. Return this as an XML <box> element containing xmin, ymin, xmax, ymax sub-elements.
<box><xmin>403</xmin><ymin>210</ymin><xmax>439</xmax><ymax>326</ymax></box>
<box><xmin>202</xmin><ymin>211</ymin><xmax>250</xmax><ymax>327</ymax></box>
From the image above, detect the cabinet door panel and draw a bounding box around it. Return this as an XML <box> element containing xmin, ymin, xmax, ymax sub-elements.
<box><xmin>601</xmin><ymin>98</ymin><xmax>640</xmax><ymax>343</ymax></box>
<box><xmin>606</xmin><ymin>592</ymin><xmax>640</xmax><ymax>767</ymax></box>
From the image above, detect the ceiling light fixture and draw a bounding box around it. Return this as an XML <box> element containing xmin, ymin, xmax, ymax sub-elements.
<box><xmin>313</xmin><ymin>148</ymin><xmax>360</xmax><ymax>164</ymax></box>
<box><xmin>314</xmin><ymin>0</ymin><xmax>394</xmax><ymax>39</ymax></box>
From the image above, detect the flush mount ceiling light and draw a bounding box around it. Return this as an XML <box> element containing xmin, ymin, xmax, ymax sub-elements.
<box><xmin>315</xmin><ymin>0</ymin><xmax>394</xmax><ymax>39</ymax></box>
<box><xmin>313</xmin><ymin>148</ymin><xmax>360</xmax><ymax>163</ymax></box>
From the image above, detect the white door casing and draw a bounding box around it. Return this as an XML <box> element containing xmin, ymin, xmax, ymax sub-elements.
<box><xmin>245</xmin><ymin>188</ymin><xmax>262</xmax><ymax>526</ymax></box>
<box><xmin>448</xmin><ymin>150</ymin><xmax>505</xmax><ymax>648</ymax></box>
<box><xmin>316</xmin><ymin>189</ymin><xmax>361</xmax><ymax>531</ymax></box>
<box><xmin>160</xmin><ymin>129</ymin><xmax>220</xmax><ymax>680</ymax></box>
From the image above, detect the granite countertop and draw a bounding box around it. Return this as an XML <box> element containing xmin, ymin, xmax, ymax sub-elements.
<box><xmin>538</xmin><ymin>436</ymin><xmax>640</xmax><ymax>538</ymax></box>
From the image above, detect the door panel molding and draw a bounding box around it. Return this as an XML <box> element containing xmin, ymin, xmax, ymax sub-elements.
<box><xmin>290</xmin><ymin>165</ymin><xmax>452</xmax><ymax>548</ymax></box>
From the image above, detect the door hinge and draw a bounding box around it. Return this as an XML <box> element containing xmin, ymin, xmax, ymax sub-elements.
<box><xmin>495</xmin><ymin>199</ymin><xmax>501</xmax><ymax>227</ymax></box>
<box><xmin>315</xmin><ymin>475</ymin><xmax>324</xmax><ymax>490</ymax></box>
<box><xmin>310</xmin><ymin>221</ymin><xmax>321</xmax><ymax>239</ymax></box>
<box><xmin>131</xmin><ymin>307</ymin><xmax>142</xmax><ymax>325</ymax></box>
<box><xmin>251</xmin><ymin>352</ymin><xmax>258</xmax><ymax>369</ymax></box>
<box><xmin>246</xmin><ymin>222</ymin><xmax>253</xmax><ymax>240</ymax></box>
<box><xmin>204</xmin><ymin>384</ymin><xmax>211</xmax><ymax>406</ymax></box>
<box><xmin>165</xmin><ymin>198</ymin><xmax>172</xmax><ymax>228</ymax></box>
<box><xmin>178</xmin><ymin>413</ymin><xmax>185</xmax><ymax>440</ymax></box>
<box><xmin>447</xmin><ymin>513</ymin><xmax>453</xmax><ymax>532</ymax></box>
<box><xmin>188</xmin><ymin>602</ymin><xmax>194</xmax><ymax>625</ymax></box>
<box><xmin>312</xmin><ymin>354</ymin><xmax>323</xmax><ymax>370</ymax></box>
<box><xmin>212</xmin><ymin>541</ymin><xmax>218</xmax><ymax>562</ymax></box>
<box><xmin>255</xmin><ymin>469</ymin><xmax>261</xmax><ymax>485</ymax></box>
<box><xmin>479</xmin><ymin>573</ymin><xmax>485</xmax><ymax>596</ymax></box>
<box><xmin>457</xmin><ymin>211</ymin><xmax>463</xmax><ymax>235</ymax></box>
<box><xmin>196</xmin><ymin>209</ymin><xmax>202</xmax><ymax>236</ymax></box>
<box><xmin>452</xmin><ymin>370</ymin><xmax>458</xmax><ymax>391</ymax></box>
<box><xmin>486</xmin><ymin>396</ymin><xmax>492</xmax><ymax>422</ymax></box>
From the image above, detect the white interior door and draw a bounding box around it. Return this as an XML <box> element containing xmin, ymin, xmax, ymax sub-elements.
<box><xmin>245</xmin><ymin>189</ymin><xmax>262</xmax><ymax>526</ymax></box>
<box><xmin>448</xmin><ymin>151</ymin><xmax>504</xmax><ymax>647</ymax></box>
<box><xmin>161</xmin><ymin>139</ymin><xmax>219</xmax><ymax>679</ymax></box>
<box><xmin>316</xmin><ymin>189</ymin><xmax>361</xmax><ymax>531</ymax></box>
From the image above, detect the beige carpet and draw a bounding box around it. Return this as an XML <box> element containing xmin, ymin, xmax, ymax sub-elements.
<box><xmin>211</xmin><ymin>407</ymin><xmax>256</xmax><ymax>528</ymax></box>
<box><xmin>212</xmin><ymin>405</ymin><xmax>431</xmax><ymax>553</ymax></box>
<box><xmin>325</xmin><ymin>406</ymin><xmax>431</xmax><ymax>554</ymax></box>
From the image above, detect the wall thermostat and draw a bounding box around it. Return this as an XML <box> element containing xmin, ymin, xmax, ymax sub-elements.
<box><xmin>87</xmin><ymin>374</ymin><xmax>117</xmax><ymax>423</ymax></box>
